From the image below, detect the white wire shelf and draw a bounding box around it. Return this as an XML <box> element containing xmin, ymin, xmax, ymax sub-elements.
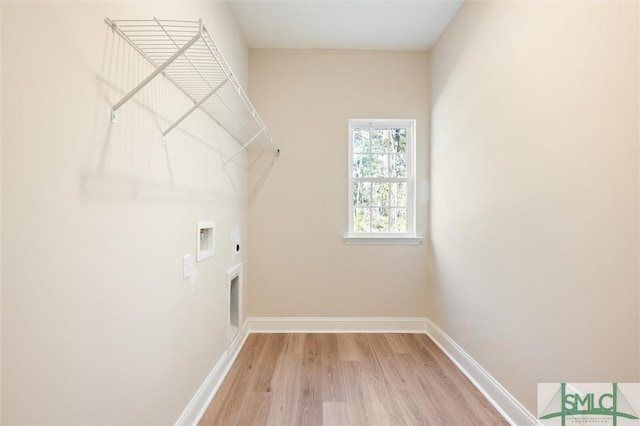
<box><xmin>105</xmin><ymin>17</ymin><xmax>280</xmax><ymax>165</ymax></box>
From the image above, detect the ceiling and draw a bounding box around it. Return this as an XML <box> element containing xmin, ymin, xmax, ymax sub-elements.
<box><xmin>230</xmin><ymin>1</ymin><xmax>463</xmax><ymax>51</ymax></box>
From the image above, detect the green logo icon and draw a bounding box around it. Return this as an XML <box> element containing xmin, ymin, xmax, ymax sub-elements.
<box><xmin>539</xmin><ymin>383</ymin><xmax>639</xmax><ymax>426</ymax></box>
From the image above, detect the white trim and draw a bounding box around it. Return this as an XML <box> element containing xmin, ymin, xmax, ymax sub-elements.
<box><xmin>425</xmin><ymin>319</ymin><xmax>539</xmax><ymax>426</ymax></box>
<box><xmin>174</xmin><ymin>321</ymin><xmax>249</xmax><ymax>426</ymax></box>
<box><xmin>343</xmin><ymin>236</ymin><xmax>423</xmax><ymax>245</ymax></box>
<box><xmin>247</xmin><ymin>316</ymin><xmax>428</xmax><ymax>333</ymax></box>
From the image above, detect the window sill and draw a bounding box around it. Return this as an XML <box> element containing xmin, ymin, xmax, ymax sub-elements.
<box><xmin>343</xmin><ymin>236</ymin><xmax>424</xmax><ymax>246</ymax></box>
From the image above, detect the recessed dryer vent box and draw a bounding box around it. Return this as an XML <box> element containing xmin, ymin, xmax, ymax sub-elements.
<box><xmin>197</xmin><ymin>221</ymin><xmax>215</xmax><ymax>261</ymax></box>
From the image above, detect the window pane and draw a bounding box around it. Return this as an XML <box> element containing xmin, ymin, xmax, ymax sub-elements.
<box><xmin>352</xmin><ymin>154</ymin><xmax>371</xmax><ymax>177</ymax></box>
<box><xmin>372</xmin><ymin>182</ymin><xmax>389</xmax><ymax>207</ymax></box>
<box><xmin>354</xmin><ymin>208</ymin><xmax>371</xmax><ymax>233</ymax></box>
<box><xmin>370</xmin><ymin>154</ymin><xmax>388</xmax><ymax>178</ymax></box>
<box><xmin>391</xmin><ymin>128</ymin><xmax>407</xmax><ymax>153</ymax></box>
<box><xmin>371</xmin><ymin>129</ymin><xmax>390</xmax><ymax>153</ymax></box>
<box><xmin>390</xmin><ymin>182</ymin><xmax>407</xmax><ymax>207</ymax></box>
<box><xmin>371</xmin><ymin>208</ymin><xmax>389</xmax><ymax>232</ymax></box>
<box><xmin>389</xmin><ymin>154</ymin><xmax>406</xmax><ymax>178</ymax></box>
<box><xmin>349</xmin><ymin>120</ymin><xmax>413</xmax><ymax>236</ymax></box>
<box><xmin>353</xmin><ymin>182</ymin><xmax>371</xmax><ymax>207</ymax></box>
<box><xmin>390</xmin><ymin>208</ymin><xmax>407</xmax><ymax>233</ymax></box>
<box><xmin>353</xmin><ymin>129</ymin><xmax>370</xmax><ymax>153</ymax></box>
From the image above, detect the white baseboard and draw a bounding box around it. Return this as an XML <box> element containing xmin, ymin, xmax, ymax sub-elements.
<box><xmin>425</xmin><ymin>319</ymin><xmax>538</xmax><ymax>426</ymax></box>
<box><xmin>247</xmin><ymin>316</ymin><xmax>428</xmax><ymax>333</ymax></box>
<box><xmin>176</xmin><ymin>316</ymin><xmax>537</xmax><ymax>426</ymax></box>
<box><xmin>174</xmin><ymin>321</ymin><xmax>249</xmax><ymax>426</ymax></box>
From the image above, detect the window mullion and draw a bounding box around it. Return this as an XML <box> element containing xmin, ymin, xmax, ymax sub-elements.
<box><xmin>353</xmin><ymin>177</ymin><xmax>407</xmax><ymax>183</ymax></box>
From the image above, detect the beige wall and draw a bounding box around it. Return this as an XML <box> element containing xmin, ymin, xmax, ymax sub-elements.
<box><xmin>430</xmin><ymin>0</ymin><xmax>639</xmax><ymax>414</ymax></box>
<box><xmin>0</xmin><ymin>1</ymin><xmax>3</xmax><ymax>420</ymax></box>
<box><xmin>248</xmin><ymin>50</ymin><xmax>430</xmax><ymax>317</ymax></box>
<box><xmin>2</xmin><ymin>2</ymin><xmax>250</xmax><ymax>424</ymax></box>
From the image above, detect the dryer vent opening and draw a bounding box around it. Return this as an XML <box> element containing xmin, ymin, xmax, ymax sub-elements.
<box><xmin>229</xmin><ymin>275</ymin><xmax>240</xmax><ymax>340</ymax></box>
<box><xmin>226</xmin><ymin>264</ymin><xmax>243</xmax><ymax>348</ymax></box>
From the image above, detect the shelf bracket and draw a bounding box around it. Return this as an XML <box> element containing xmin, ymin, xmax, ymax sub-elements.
<box><xmin>224</xmin><ymin>129</ymin><xmax>265</xmax><ymax>165</ymax></box>
<box><xmin>110</xmin><ymin>20</ymin><xmax>203</xmax><ymax>119</ymax></box>
<box><xmin>161</xmin><ymin>78</ymin><xmax>229</xmax><ymax>140</ymax></box>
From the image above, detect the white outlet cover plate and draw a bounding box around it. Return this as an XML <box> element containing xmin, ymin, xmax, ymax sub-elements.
<box><xmin>183</xmin><ymin>254</ymin><xmax>192</xmax><ymax>279</ymax></box>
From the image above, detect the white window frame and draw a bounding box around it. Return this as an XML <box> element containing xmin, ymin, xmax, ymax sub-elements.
<box><xmin>346</xmin><ymin>119</ymin><xmax>420</xmax><ymax>244</ymax></box>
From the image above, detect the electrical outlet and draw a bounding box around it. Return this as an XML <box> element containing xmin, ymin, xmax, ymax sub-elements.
<box><xmin>231</xmin><ymin>226</ymin><xmax>241</xmax><ymax>261</ymax></box>
<box><xmin>183</xmin><ymin>254</ymin><xmax>192</xmax><ymax>279</ymax></box>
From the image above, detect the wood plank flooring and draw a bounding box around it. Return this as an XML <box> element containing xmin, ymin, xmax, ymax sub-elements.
<box><xmin>199</xmin><ymin>334</ymin><xmax>508</xmax><ymax>426</ymax></box>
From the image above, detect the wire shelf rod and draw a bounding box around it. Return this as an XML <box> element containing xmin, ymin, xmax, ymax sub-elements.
<box><xmin>224</xmin><ymin>129</ymin><xmax>264</xmax><ymax>165</ymax></box>
<box><xmin>162</xmin><ymin>78</ymin><xmax>228</xmax><ymax>138</ymax></box>
<box><xmin>106</xmin><ymin>17</ymin><xmax>279</xmax><ymax>155</ymax></box>
<box><xmin>202</xmin><ymin>32</ymin><xmax>273</xmax><ymax>145</ymax></box>
<box><xmin>105</xmin><ymin>18</ymin><xmax>220</xmax><ymax>128</ymax></box>
<box><xmin>153</xmin><ymin>18</ymin><xmax>214</xmax><ymax>95</ymax></box>
<box><xmin>109</xmin><ymin>19</ymin><xmax>203</xmax><ymax>115</ymax></box>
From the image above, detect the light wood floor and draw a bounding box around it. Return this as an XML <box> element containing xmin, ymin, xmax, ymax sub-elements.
<box><xmin>199</xmin><ymin>333</ymin><xmax>508</xmax><ymax>426</ymax></box>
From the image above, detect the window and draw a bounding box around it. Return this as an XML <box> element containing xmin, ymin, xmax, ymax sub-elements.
<box><xmin>347</xmin><ymin>119</ymin><xmax>416</xmax><ymax>240</ymax></box>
